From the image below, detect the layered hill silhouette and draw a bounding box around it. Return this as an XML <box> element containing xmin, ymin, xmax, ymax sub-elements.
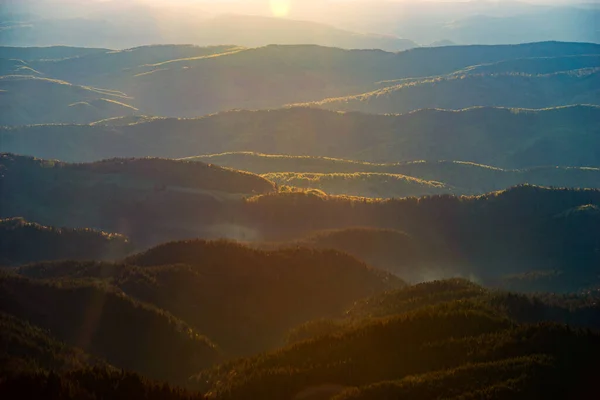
<box><xmin>0</xmin><ymin>12</ymin><xmax>418</xmax><ymax>51</ymax></box>
<box><xmin>117</xmin><ymin>41</ymin><xmax>600</xmax><ymax>117</ymax></box>
<box><xmin>1</xmin><ymin>41</ymin><xmax>599</xmax><ymax>123</ymax></box>
<box><xmin>0</xmin><ymin>75</ymin><xmax>137</xmax><ymax>125</ymax></box>
<box><xmin>0</xmin><ymin>271</ymin><xmax>220</xmax><ymax>382</ymax></box>
<box><xmin>3</xmin><ymin>154</ymin><xmax>600</xmax><ymax>292</ymax></box>
<box><xmin>0</xmin><ymin>46</ymin><xmax>109</xmax><ymax>61</ymax></box>
<box><xmin>190</xmin><ymin>152</ymin><xmax>600</xmax><ymax>197</ymax></box>
<box><xmin>307</xmin><ymin>68</ymin><xmax>600</xmax><ymax>114</ymax></box>
<box><xmin>0</xmin><ymin>217</ymin><xmax>132</xmax><ymax>266</ymax></box>
<box><xmin>25</xmin><ymin>44</ymin><xmax>243</xmax><ymax>88</ymax></box>
<box><xmin>4</xmin><ymin>106</ymin><xmax>600</xmax><ymax>169</ymax></box>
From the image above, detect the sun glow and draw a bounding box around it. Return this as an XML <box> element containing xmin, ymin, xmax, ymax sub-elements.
<box><xmin>270</xmin><ymin>0</ymin><xmax>291</xmax><ymax>17</ymax></box>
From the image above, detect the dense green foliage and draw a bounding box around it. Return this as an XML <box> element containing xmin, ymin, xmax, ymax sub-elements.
<box><xmin>0</xmin><ymin>217</ymin><xmax>132</xmax><ymax>265</ymax></box>
<box><xmin>4</xmin><ymin>106</ymin><xmax>600</xmax><ymax>169</ymax></box>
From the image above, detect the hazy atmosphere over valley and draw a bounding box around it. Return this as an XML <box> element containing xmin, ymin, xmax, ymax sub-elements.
<box><xmin>1</xmin><ymin>1</ymin><xmax>600</xmax><ymax>399</ymax></box>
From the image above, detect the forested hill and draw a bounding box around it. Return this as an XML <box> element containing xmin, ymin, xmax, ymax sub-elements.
<box><xmin>191</xmin><ymin>152</ymin><xmax>600</xmax><ymax>197</ymax></box>
<box><xmin>0</xmin><ymin>217</ymin><xmax>132</xmax><ymax>266</ymax></box>
<box><xmin>3</xmin><ymin>105</ymin><xmax>600</xmax><ymax>168</ymax></box>
<box><xmin>4</xmin><ymin>152</ymin><xmax>600</xmax><ymax>293</ymax></box>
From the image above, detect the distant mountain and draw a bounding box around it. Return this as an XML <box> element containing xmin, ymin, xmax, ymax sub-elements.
<box><xmin>4</xmin><ymin>106</ymin><xmax>600</xmax><ymax>169</ymax></box>
<box><xmin>190</xmin><ymin>152</ymin><xmax>600</xmax><ymax>196</ymax></box>
<box><xmin>0</xmin><ymin>13</ymin><xmax>418</xmax><ymax>51</ymax></box>
<box><xmin>0</xmin><ymin>217</ymin><xmax>132</xmax><ymax>266</ymax></box>
<box><xmin>187</xmin><ymin>14</ymin><xmax>418</xmax><ymax>52</ymax></box>
<box><xmin>307</xmin><ymin>68</ymin><xmax>600</xmax><ymax>115</ymax></box>
<box><xmin>117</xmin><ymin>41</ymin><xmax>600</xmax><ymax>117</ymax></box>
<box><xmin>25</xmin><ymin>44</ymin><xmax>242</xmax><ymax>88</ymax></box>
<box><xmin>2</xmin><ymin>42</ymin><xmax>598</xmax><ymax>121</ymax></box>
<box><xmin>0</xmin><ymin>46</ymin><xmax>109</xmax><ymax>61</ymax></box>
<box><xmin>0</xmin><ymin>75</ymin><xmax>137</xmax><ymax>125</ymax></box>
<box><xmin>453</xmin><ymin>54</ymin><xmax>600</xmax><ymax>76</ymax></box>
<box><xmin>435</xmin><ymin>8</ymin><xmax>600</xmax><ymax>45</ymax></box>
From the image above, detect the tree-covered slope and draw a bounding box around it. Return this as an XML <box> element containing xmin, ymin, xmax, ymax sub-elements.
<box><xmin>0</xmin><ymin>271</ymin><xmax>219</xmax><ymax>382</ymax></box>
<box><xmin>15</xmin><ymin>240</ymin><xmax>403</xmax><ymax>357</ymax></box>
<box><xmin>0</xmin><ymin>154</ymin><xmax>275</xmax><ymax>245</ymax></box>
<box><xmin>193</xmin><ymin>290</ymin><xmax>600</xmax><ymax>400</ymax></box>
<box><xmin>0</xmin><ymin>217</ymin><xmax>132</xmax><ymax>266</ymax></box>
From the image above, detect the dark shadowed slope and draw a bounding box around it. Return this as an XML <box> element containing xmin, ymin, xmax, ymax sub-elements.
<box><xmin>15</xmin><ymin>240</ymin><xmax>403</xmax><ymax>357</ymax></box>
<box><xmin>307</xmin><ymin>68</ymin><xmax>600</xmax><ymax>114</ymax></box>
<box><xmin>4</xmin><ymin>106</ymin><xmax>600</xmax><ymax>169</ymax></box>
<box><xmin>193</xmin><ymin>288</ymin><xmax>600</xmax><ymax>400</ymax></box>
<box><xmin>0</xmin><ymin>311</ymin><xmax>101</xmax><ymax>377</ymax></box>
<box><xmin>0</xmin><ymin>217</ymin><xmax>132</xmax><ymax>266</ymax></box>
<box><xmin>0</xmin><ymin>75</ymin><xmax>137</xmax><ymax>125</ymax></box>
<box><xmin>0</xmin><ymin>271</ymin><xmax>219</xmax><ymax>382</ymax></box>
<box><xmin>0</xmin><ymin>154</ymin><xmax>275</xmax><ymax>245</ymax></box>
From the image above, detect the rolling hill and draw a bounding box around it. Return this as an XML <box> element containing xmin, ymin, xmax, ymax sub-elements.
<box><xmin>453</xmin><ymin>54</ymin><xmax>600</xmax><ymax>76</ymax></box>
<box><xmin>0</xmin><ymin>154</ymin><xmax>275</xmax><ymax>246</ymax></box>
<box><xmin>193</xmin><ymin>281</ymin><xmax>600</xmax><ymax>399</ymax></box>
<box><xmin>262</xmin><ymin>172</ymin><xmax>450</xmax><ymax>198</ymax></box>
<box><xmin>0</xmin><ymin>217</ymin><xmax>132</xmax><ymax>266</ymax></box>
<box><xmin>2</xmin><ymin>41</ymin><xmax>599</xmax><ymax>122</ymax></box>
<box><xmin>121</xmin><ymin>41</ymin><xmax>600</xmax><ymax>117</ymax></box>
<box><xmin>0</xmin><ymin>75</ymin><xmax>137</xmax><ymax>125</ymax></box>
<box><xmin>4</xmin><ymin>106</ymin><xmax>600</xmax><ymax>169</ymax></box>
<box><xmin>5</xmin><ymin>152</ymin><xmax>599</xmax><ymax>293</ymax></box>
<box><xmin>188</xmin><ymin>153</ymin><xmax>600</xmax><ymax>196</ymax></box>
<box><xmin>14</xmin><ymin>240</ymin><xmax>403</xmax><ymax>357</ymax></box>
<box><xmin>25</xmin><ymin>44</ymin><xmax>244</xmax><ymax>88</ymax></box>
<box><xmin>307</xmin><ymin>68</ymin><xmax>600</xmax><ymax>115</ymax></box>
<box><xmin>0</xmin><ymin>271</ymin><xmax>220</xmax><ymax>382</ymax></box>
